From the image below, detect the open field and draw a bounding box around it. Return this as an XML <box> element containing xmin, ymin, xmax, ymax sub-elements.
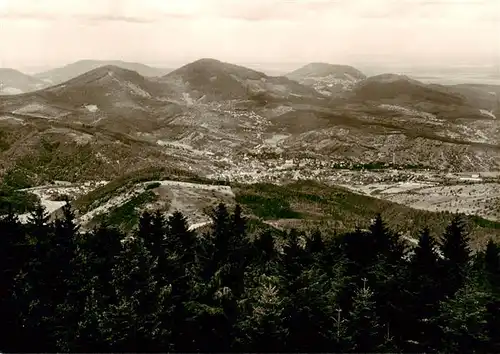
<box><xmin>340</xmin><ymin>179</ymin><xmax>500</xmax><ymax>222</ymax></box>
<box><xmin>68</xmin><ymin>179</ymin><xmax>235</xmax><ymax>231</ymax></box>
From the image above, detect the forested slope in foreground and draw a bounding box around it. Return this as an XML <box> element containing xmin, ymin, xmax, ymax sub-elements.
<box><xmin>1</xmin><ymin>201</ymin><xmax>500</xmax><ymax>353</ymax></box>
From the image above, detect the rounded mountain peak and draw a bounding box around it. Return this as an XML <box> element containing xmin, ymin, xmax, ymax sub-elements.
<box><xmin>164</xmin><ymin>58</ymin><xmax>266</xmax><ymax>83</ymax></box>
<box><xmin>287</xmin><ymin>62</ymin><xmax>366</xmax><ymax>81</ymax></box>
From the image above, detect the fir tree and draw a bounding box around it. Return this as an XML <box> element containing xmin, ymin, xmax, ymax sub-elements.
<box><xmin>345</xmin><ymin>279</ymin><xmax>383</xmax><ymax>353</ymax></box>
<box><xmin>185</xmin><ymin>204</ymin><xmax>236</xmax><ymax>352</ymax></box>
<box><xmin>283</xmin><ymin>267</ymin><xmax>339</xmax><ymax>352</ymax></box>
<box><xmin>227</xmin><ymin>204</ymin><xmax>251</xmax><ymax>298</ymax></box>
<box><xmin>210</xmin><ymin>203</ymin><xmax>232</xmax><ymax>271</ymax></box>
<box><xmin>166</xmin><ymin>211</ymin><xmax>198</xmax><ymax>266</ymax></box>
<box><xmin>485</xmin><ymin>299</ymin><xmax>500</xmax><ymax>352</ymax></box>
<box><xmin>369</xmin><ymin>213</ymin><xmax>406</xmax><ymax>263</ymax></box>
<box><xmin>104</xmin><ymin>236</ymin><xmax>167</xmax><ymax>352</ymax></box>
<box><xmin>367</xmin><ymin>215</ymin><xmax>407</xmax><ymax>344</ymax></box>
<box><xmin>437</xmin><ymin>275</ymin><xmax>489</xmax><ymax>353</ymax></box>
<box><xmin>15</xmin><ymin>204</ymin><xmax>55</xmax><ymax>351</ymax></box>
<box><xmin>404</xmin><ymin>227</ymin><xmax>443</xmax><ymax>351</ymax></box>
<box><xmin>80</xmin><ymin>224</ymin><xmax>123</xmax><ymax>300</ymax></box>
<box><xmin>282</xmin><ymin>228</ymin><xmax>307</xmax><ymax>284</ymax></box>
<box><xmin>164</xmin><ymin>211</ymin><xmax>200</xmax><ymax>352</ymax></box>
<box><xmin>253</xmin><ymin>229</ymin><xmax>277</xmax><ymax>264</ymax></box>
<box><xmin>74</xmin><ymin>283</ymin><xmax>110</xmax><ymax>352</ymax></box>
<box><xmin>50</xmin><ymin>202</ymin><xmax>83</xmax><ymax>351</ymax></box>
<box><xmin>483</xmin><ymin>239</ymin><xmax>500</xmax><ymax>292</ymax></box>
<box><xmin>0</xmin><ymin>207</ymin><xmax>26</xmax><ymax>352</ymax></box>
<box><xmin>306</xmin><ymin>229</ymin><xmax>325</xmax><ymax>255</ymax></box>
<box><xmin>439</xmin><ymin>215</ymin><xmax>471</xmax><ymax>296</ymax></box>
<box><xmin>237</xmin><ymin>274</ymin><xmax>287</xmax><ymax>352</ymax></box>
<box><xmin>137</xmin><ymin>210</ymin><xmax>166</xmax><ymax>260</ymax></box>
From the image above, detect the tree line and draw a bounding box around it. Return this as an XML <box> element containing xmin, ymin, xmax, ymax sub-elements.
<box><xmin>1</xmin><ymin>201</ymin><xmax>500</xmax><ymax>352</ymax></box>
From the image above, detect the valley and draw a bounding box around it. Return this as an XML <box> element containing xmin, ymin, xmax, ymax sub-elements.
<box><xmin>0</xmin><ymin>57</ymin><xmax>498</xmax><ymax>243</ymax></box>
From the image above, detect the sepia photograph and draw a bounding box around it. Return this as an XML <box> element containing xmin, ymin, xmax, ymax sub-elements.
<box><xmin>0</xmin><ymin>0</ymin><xmax>499</xmax><ymax>352</ymax></box>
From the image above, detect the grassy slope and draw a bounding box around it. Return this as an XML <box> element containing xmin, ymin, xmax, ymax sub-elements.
<box><xmin>233</xmin><ymin>181</ymin><xmax>500</xmax><ymax>248</ymax></box>
<box><xmin>72</xmin><ymin>166</ymin><xmax>229</xmax><ymax>214</ymax></box>
<box><xmin>91</xmin><ymin>190</ymin><xmax>159</xmax><ymax>232</ymax></box>
<box><xmin>72</xmin><ymin>167</ymin><xmax>194</xmax><ymax>214</ymax></box>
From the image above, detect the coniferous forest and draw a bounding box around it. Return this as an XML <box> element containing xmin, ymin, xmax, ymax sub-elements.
<box><xmin>1</xmin><ymin>202</ymin><xmax>500</xmax><ymax>353</ymax></box>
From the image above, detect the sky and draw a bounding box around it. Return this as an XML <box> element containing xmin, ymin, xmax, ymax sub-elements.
<box><xmin>0</xmin><ymin>0</ymin><xmax>499</xmax><ymax>72</ymax></box>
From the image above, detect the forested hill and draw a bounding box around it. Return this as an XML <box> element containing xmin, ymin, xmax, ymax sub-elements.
<box><xmin>1</xmin><ymin>201</ymin><xmax>500</xmax><ymax>352</ymax></box>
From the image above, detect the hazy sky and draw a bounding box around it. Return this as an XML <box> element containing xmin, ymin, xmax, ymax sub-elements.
<box><xmin>0</xmin><ymin>0</ymin><xmax>499</xmax><ymax>71</ymax></box>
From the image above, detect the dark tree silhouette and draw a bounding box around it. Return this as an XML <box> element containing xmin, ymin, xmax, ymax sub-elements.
<box><xmin>439</xmin><ymin>215</ymin><xmax>471</xmax><ymax>297</ymax></box>
<box><xmin>0</xmin><ymin>202</ymin><xmax>497</xmax><ymax>353</ymax></box>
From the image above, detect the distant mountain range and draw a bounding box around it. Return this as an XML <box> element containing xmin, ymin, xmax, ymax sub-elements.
<box><xmin>34</xmin><ymin>60</ymin><xmax>173</xmax><ymax>86</ymax></box>
<box><xmin>0</xmin><ymin>68</ymin><xmax>47</xmax><ymax>95</ymax></box>
<box><xmin>2</xmin><ymin>58</ymin><xmax>499</xmax><ymax>95</ymax></box>
<box><xmin>0</xmin><ymin>57</ymin><xmax>498</xmax><ymax>188</ymax></box>
<box><xmin>0</xmin><ymin>60</ymin><xmax>173</xmax><ymax>95</ymax></box>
